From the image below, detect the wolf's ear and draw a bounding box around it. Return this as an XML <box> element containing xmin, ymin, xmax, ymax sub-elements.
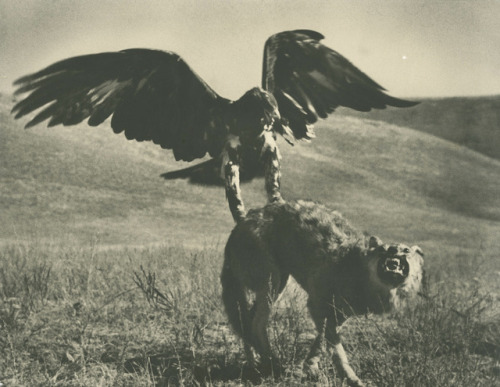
<box><xmin>411</xmin><ymin>245</ymin><xmax>424</xmax><ymax>257</ymax></box>
<box><xmin>369</xmin><ymin>236</ymin><xmax>383</xmax><ymax>250</ymax></box>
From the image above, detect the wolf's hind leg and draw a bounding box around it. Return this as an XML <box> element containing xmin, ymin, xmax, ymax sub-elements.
<box><xmin>252</xmin><ymin>270</ymin><xmax>284</xmax><ymax>374</ymax></box>
<box><xmin>241</xmin><ymin>304</ymin><xmax>258</xmax><ymax>366</ymax></box>
<box><xmin>221</xmin><ymin>258</ymin><xmax>257</xmax><ymax>366</ymax></box>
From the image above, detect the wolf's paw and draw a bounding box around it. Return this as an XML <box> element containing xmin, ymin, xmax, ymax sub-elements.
<box><xmin>345</xmin><ymin>375</ymin><xmax>365</xmax><ymax>387</ymax></box>
<box><xmin>302</xmin><ymin>362</ymin><xmax>320</xmax><ymax>380</ymax></box>
<box><xmin>301</xmin><ymin>360</ymin><xmax>330</xmax><ymax>384</ymax></box>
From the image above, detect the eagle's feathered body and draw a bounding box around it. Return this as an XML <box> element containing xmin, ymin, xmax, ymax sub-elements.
<box><xmin>12</xmin><ymin>30</ymin><xmax>418</xmax><ymax>221</ymax></box>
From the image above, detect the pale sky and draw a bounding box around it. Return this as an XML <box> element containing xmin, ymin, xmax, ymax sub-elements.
<box><xmin>1</xmin><ymin>0</ymin><xmax>499</xmax><ymax>99</ymax></box>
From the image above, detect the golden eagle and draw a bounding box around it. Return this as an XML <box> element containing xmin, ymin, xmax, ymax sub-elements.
<box><xmin>12</xmin><ymin>30</ymin><xmax>417</xmax><ymax>221</ymax></box>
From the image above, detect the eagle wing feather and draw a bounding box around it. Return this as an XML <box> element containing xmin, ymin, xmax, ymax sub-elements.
<box><xmin>262</xmin><ymin>30</ymin><xmax>418</xmax><ymax>140</ymax></box>
<box><xmin>12</xmin><ymin>49</ymin><xmax>231</xmax><ymax>162</ymax></box>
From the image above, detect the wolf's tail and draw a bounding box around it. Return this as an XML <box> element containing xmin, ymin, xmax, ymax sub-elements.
<box><xmin>221</xmin><ymin>243</ymin><xmax>254</xmax><ymax>341</ymax></box>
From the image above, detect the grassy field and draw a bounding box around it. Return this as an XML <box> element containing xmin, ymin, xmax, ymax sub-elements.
<box><xmin>1</xmin><ymin>93</ymin><xmax>499</xmax><ymax>386</ymax></box>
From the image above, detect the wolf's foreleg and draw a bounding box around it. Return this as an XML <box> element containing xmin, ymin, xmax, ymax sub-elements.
<box><xmin>325</xmin><ymin>320</ymin><xmax>364</xmax><ymax>387</ymax></box>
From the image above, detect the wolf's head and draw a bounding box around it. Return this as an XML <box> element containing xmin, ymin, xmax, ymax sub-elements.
<box><xmin>366</xmin><ymin>236</ymin><xmax>425</xmax><ymax>308</ymax></box>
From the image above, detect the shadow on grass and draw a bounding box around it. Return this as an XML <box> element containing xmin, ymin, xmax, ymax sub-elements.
<box><xmin>160</xmin><ymin>151</ymin><xmax>263</xmax><ymax>187</ymax></box>
<box><xmin>121</xmin><ymin>350</ymin><xmax>283</xmax><ymax>385</ymax></box>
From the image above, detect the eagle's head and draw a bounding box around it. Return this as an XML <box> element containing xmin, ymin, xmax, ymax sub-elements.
<box><xmin>232</xmin><ymin>87</ymin><xmax>280</xmax><ymax>142</ymax></box>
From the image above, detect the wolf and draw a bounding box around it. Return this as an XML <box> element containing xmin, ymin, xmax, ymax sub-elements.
<box><xmin>221</xmin><ymin>200</ymin><xmax>424</xmax><ymax>386</ymax></box>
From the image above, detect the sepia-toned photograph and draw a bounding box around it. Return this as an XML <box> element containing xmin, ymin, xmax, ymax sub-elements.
<box><xmin>1</xmin><ymin>1</ymin><xmax>499</xmax><ymax>385</ymax></box>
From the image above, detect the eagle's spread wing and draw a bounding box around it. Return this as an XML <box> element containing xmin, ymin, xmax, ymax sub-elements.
<box><xmin>262</xmin><ymin>30</ymin><xmax>418</xmax><ymax>140</ymax></box>
<box><xmin>12</xmin><ymin>49</ymin><xmax>231</xmax><ymax>162</ymax></box>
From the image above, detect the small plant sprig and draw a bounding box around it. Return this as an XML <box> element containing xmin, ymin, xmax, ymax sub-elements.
<box><xmin>133</xmin><ymin>265</ymin><xmax>177</xmax><ymax>316</ymax></box>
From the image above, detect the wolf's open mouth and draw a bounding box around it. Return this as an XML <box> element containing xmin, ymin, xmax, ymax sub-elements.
<box><xmin>384</xmin><ymin>259</ymin><xmax>405</xmax><ymax>275</ymax></box>
<box><xmin>379</xmin><ymin>257</ymin><xmax>409</xmax><ymax>284</ymax></box>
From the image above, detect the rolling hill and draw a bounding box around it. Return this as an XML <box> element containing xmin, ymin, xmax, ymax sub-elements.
<box><xmin>1</xmin><ymin>92</ymin><xmax>499</xmax><ymax>259</ymax></box>
<box><xmin>338</xmin><ymin>95</ymin><xmax>500</xmax><ymax>160</ymax></box>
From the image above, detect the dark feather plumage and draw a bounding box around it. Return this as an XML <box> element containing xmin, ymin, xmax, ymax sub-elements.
<box><xmin>262</xmin><ymin>30</ymin><xmax>418</xmax><ymax>140</ymax></box>
<box><xmin>12</xmin><ymin>30</ymin><xmax>418</xmax><ymax>175</ymax></box>
<box><xmin>12</xmin><ymin>49</ymin><xmax>230</xmax><ymax>162</ymax></box>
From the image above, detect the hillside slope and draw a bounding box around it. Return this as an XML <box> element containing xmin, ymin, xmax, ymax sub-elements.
<box><xmin>1</xmin><ymin>93</ymin><xmax>499</xmax><ymax>256</ymax></box>
<box><xmin>338</xmin><ymin>95</ymin><xmax>500</xmax><ymax>160</ymax></box>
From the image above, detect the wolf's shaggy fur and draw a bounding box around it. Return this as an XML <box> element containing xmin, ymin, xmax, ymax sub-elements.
<box><xmin>221</xmin><ymin>200</ymin><xmax>424</xmax><ymax>386</ymax></box>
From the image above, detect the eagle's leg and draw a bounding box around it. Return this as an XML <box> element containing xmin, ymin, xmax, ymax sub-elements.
<box><xmin>222</xmin><ymin>135</ymin><xmax>246</xmax><ymax>223</ymax></box>
<box><xmin>259</xmin><ymin>130</ymin><xmax>284</xmax><ymax>204</ymax></box>
<box><xmin>222</xmin><ymin>130</ymin><xmax>283</xmax><ymax>223</ymax></box>
<box><xmin>224</xmin><ymin>162</ymin><xmax>246</xmax><ymax>223</ymax></box>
